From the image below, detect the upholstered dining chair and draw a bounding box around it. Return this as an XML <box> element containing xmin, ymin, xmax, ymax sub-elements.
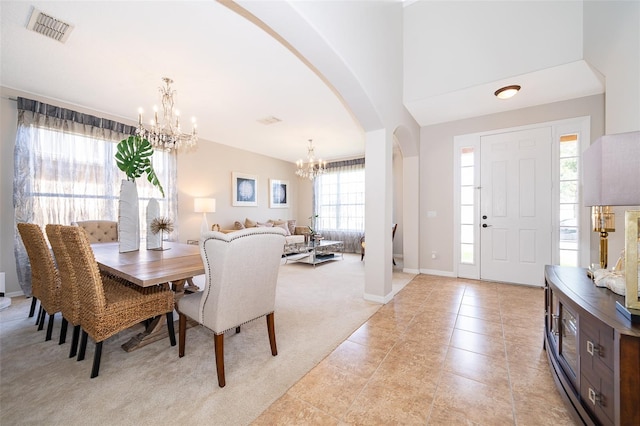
<box><xmin>58</xmin><ymin>225</ymin><xmax>176</xmax><ymax>378</ymax></box>
<box><xmin>17</xmin><ymin>223</ymin><xmax>62</xmax><ymax>342</ymax></box>
<box><xmin>177</xmin><ymin>227</ymin><xmax>286</xmax><ymax>387</ymax></box>
<box><xmin>72</xmin><ymin>220</ymin><xmax>118</xmax><ymax>244</ymax></box>
<box><xmin>360</xmin><ymin>223</ymin><xmax>398</xmax><ymax>265</ymax></box>
<box><xmin>46</xmin><ymin>224</ymin><xmax>82</xmax><ymax>357</ymax></box>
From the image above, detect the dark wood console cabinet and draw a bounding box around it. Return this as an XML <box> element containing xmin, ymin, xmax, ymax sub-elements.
<box><xmin>545</xmin><ymin>265</ymin><xmax>640</xmax><ymax>425</ymax></box>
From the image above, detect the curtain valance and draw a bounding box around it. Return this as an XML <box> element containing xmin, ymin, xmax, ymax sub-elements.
<box><xmin>17</xmin><ymin>97</ymin><xmax>136</xmax><ymax>141</ymax></box>
<box><xmin>326</xmin><ymin>157</ymin><xmax>365</xmax><ymax>170</ymax></box>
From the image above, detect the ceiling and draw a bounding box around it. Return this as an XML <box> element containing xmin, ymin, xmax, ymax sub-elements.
<box><xmin>1</xmin><ymin>1</ymin><xmax>363</xmax><ymax>163</ymax></box>
<box><xmin>1</xmin><ymin>1</ymin><xmax>605</xmax><ymax>163</ymax></box>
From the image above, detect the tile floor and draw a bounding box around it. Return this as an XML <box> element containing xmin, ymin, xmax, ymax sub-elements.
<box><xmin>253</xmin><ymin>274</ymin><xmax>578</xmax><ymax>425</ymax></box>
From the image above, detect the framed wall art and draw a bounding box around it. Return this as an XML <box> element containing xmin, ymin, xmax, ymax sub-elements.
<box><xmin>269</xmin><ymin>179</ymin><xmax>289</xmax><ymax>208</ymax></box>
<box><xmin>232</xmin><ymin>172</ymin><xmax>258</xmax><ymax>207</ymax></box>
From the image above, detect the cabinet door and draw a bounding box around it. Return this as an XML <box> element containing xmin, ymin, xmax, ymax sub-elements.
<box><xmin>580</xmin><ymin>371</ymin><xmax>614</xmax><ymax>425</ymax></box>
<box><xmin>547</xmin><ymin>286</ymin><xmax>560</xmax><ymax>351</ymax></box>
<box><xmin>559</xmin><ymin>302</ymin><xmax>578</xmax><ymax>384</ymax></box>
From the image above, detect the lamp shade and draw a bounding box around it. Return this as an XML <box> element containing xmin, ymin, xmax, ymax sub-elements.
<box><xmin>583</xmin><ymin>131</ymin><xmax>640</xmax><ymax>207</ymax></box>
<box><xmin>194</xmin><ymin>198</ymin><xmax>216</xmax><ymax>213</ymax></box>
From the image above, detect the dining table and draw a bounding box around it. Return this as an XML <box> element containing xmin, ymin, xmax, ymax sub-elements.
<box><xmin>91</xmin><ymin>241</ymin><xmax>205</xmax><ymax>352</ymax></box>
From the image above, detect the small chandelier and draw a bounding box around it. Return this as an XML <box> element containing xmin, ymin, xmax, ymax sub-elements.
<box><xmin>296</xmin><ymin>139</ymin><xmax>327</xmax><ymax>180</ymax></box>
<box><xmin>136</xmin><ymin>77</ymin><xmax>197</xmax><ymax>152</ymax></box>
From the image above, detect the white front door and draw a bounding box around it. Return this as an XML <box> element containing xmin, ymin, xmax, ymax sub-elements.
<box><xmin>479</xmin><ymin>127</ymin><xmax>552</xmax><ymax>286</ymax></box>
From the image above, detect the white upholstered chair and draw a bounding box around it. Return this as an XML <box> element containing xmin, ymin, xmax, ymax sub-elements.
<box><xmin>177</xmin><ymin>227</ymin><xmax>286</xmax><ymax>387</ymax></box>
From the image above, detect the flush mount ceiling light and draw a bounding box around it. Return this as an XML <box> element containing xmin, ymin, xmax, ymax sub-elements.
<box><xmin>494</xmin><ymin>85</ymin><xmax>521</xmax><ymax>100</ymax></box>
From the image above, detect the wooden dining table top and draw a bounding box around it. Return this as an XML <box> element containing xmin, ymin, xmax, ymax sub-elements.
<box><xmin>91</xmin><ymin>241</ymin><xmax>205</xmax><ymax>287</ymax></box>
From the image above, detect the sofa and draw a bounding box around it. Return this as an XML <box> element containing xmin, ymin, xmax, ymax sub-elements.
<box><xmin>217</xmin><ymin>218</ymin><xmax>308</xmax><ymax>245</ymax></box>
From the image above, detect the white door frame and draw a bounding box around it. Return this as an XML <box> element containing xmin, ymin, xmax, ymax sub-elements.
<box><xmin>453</xmin><ymin>117</ymin><xmax>591</xmax><ymax>281</ymax></box>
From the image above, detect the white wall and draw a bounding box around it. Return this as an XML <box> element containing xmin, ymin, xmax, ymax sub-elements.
<box><xmin>290</xmin><ymin>1</ymin><xmax>420</xmax><ymax>156</ymax></box>
<box><xmin>176</xmin><ymin>140</ymin><xmax>305</xmax><ymax>241</ymax></box>
<box><xmin>0</xmin><ymin>95</ymin><xmax>17</xmax><ymax>295</ymax></box>
<box><xmin>404</xmin><ymin>1</ymin><xmax>583</xmax><ymax>102</ymax></box>
<box><xmin>584</xmin><ymin>1</ymin><xmax>640</xmax><ymax>134</ymax></box>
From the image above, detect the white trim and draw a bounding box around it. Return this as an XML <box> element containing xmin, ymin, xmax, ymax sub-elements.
<box><xmin>363</xmin><ymin>292</ymin><xmax>394</xmax><ymax>304</ymax></box>
<box><xmin>402</xmin><ymin>268</ymin><xmax>420</xmax><ymax>274</ymax></box>
<box><xmin>453</xmin><ymin>135</ymin><xmax>480</xmax><ymax>280</ymax></box>
<box><xmin>4</xmin><ymin>291</ymin><xmax>25</xmax><ymax>298</ymax></box>
<box><xmin>552</xmin><ymin>117</ymin><xmax>591</xmax><ymax>268</ymax></box>
<box><xmin>420</xmin><ymin>269</ymin><xmax>455</xmax><ymax>277</ymax></box>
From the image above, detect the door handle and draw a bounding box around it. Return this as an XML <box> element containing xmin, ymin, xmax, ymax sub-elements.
<box><xmin>482</xmin><ymin>224</ymin><xmax>491</xmax><ymax>228</ymax></box>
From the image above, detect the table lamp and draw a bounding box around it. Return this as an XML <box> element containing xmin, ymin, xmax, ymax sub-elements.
<box><xmin>583</xmin><ymin>131</ymin><xmax>640</xmax><ymax>269</ymax></box>
<box><xmin>582</xmin><ymin>131</ymin><xmax>640</xmax><ymax>321</ymax></box>
<box><xmin>194</xmin><ymin>198</ymin><xmax>216</xmax><ymax>235</ymax></box>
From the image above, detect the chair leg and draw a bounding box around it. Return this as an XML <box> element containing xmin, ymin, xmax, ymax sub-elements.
<box><xmin>37</xmin><ymin>307</ymin><xmax>45</xmax><ymax>329</ymax></box>
<box><xmin>178</xmin><ymin>313</ymin><xmax>186</xmax><ymax>357</ymax></box>
<box><xmin>214</xmin><ymin>333</ymin><xmax>225</xmax><ymax>387</ymax></box>
<box><xmin>393</xmin><ymin>257</ymin><xmax>396</xmax><ymax>266</ymax></box>
<box><xmin>266</xmin><ymin>312</ymin><xmax>278</xmax><ymax>356</ymax></box>
<box><xmin>91</xmin><ymin>341</ymin><xmax>103</xmax><ymax>378</ymax></box>
<box><xmin>45</xmin><ymin>312</ymin><xmax>55</xmax><ymax>341</ymax></box>
<box><xmin>59</xmin><ymin>317</ymin><xmax>68</xmax><ymax>344</ymax></box>
<box><xmin>69</xmin><ymin>325</ymin><xmax>80</xmax><ymax>358</ymax></box>
<box><xmin>361</xmin><ymin>252</ymin><xmax>364</xmax><ymax>261</ymax></box>
<box><xmin>77</xmin><ymin>330</ymin><xmax>88</xmax><ymax>361</ymax></box>
<box><xmin>28</xmin><ymin>297</ymin><xmax>37</xmax><ymax>318</ymax></box>
<box><xmin>166</xmin><ymin>311</ymin><xmax>176</xmax><ymax>346</ymax></box>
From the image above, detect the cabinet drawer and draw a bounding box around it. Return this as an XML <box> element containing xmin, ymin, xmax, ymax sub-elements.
<box><xmin>580</xmin><ymin>312</ymin><xmax>614</xmax><ymax>371</ymax></box>
<box><xmin>580</xmin><ymin>372</ymin><xmax>614</xmax><ymax>426</ymax></box>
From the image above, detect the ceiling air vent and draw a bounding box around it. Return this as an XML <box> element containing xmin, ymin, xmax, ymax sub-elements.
<box><xmin>257</xmin><ymin>116</ymin><xmax>282</xmax><ymax>125</ymax></box>
<box><xmin>26</xmin><ymin>8</ymin><xmax>74</xmax><ymax>43</ymax></box>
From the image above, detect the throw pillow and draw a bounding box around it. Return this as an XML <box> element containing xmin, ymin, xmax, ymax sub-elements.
<box><xmin>273</xmin><ymin>222</ymin><xmax>290</xmax><ymax>235</ymax></box>
<box><xmin>245</xmin><ymin>218</ymin><xmax>257</xmax><ymax>228</ymax></box>
<box><xmin>233</xmin><ymin>221</ymin><xmax>245</xmax><ymax>230</ymax></box>
<box><xmin>256</xmin><ymin>221</ymin><xmax>274</xmax><ymax>227</ymax></box>
<box><xmin>287</xmin><ymin>219</ymin><xmax>296</xmax><ymax>235</ymax></box>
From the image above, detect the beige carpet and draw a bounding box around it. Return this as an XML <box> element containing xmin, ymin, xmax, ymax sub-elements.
<box><xmin>0</xmin><ymin>253</ymin><xmax>414</xmax><ymax>425</ymax></box>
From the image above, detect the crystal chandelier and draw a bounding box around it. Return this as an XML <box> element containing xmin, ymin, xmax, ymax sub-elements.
<box><xmin>295</xmin><ymin>139</ymin><xmax>327</xmax><ymax>180</ymax></box>
<box><xmin>136</xmin><ymin>77</ymin><xmax>197</xmax><ymax>152</ymax></box>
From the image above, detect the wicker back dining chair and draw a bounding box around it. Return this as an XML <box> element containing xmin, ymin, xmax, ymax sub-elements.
<box><xmin>46</xmin><ymin>224</ymin><xmax>83</xmax><ymax>358</ymax></box>
<box><xmin>17</xmin><ymin>223</ymin><xmax>62</xmax><ymax>342</ymax></box>
<box><xmin>58</xmin><ymin>225</ymin><xmax>176</xmax><ymax>378</ymax></box>
<box><xmin>177</xmin><ymin>227</ymin><xmax>286</xmax><ymax>387</ymax></box>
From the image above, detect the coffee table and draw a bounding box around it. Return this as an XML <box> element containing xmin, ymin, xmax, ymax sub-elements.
<box><xmin>284</xmin><ymin>240</ymin><xmax>344</xmax><ymax>266</ymax></box>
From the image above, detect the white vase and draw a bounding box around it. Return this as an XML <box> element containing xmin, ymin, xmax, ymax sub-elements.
<box><xmin>118</xmin><ymin>179</ymin><xmax>140</xmax><ymax>252</ymax></box>
<box><xmin>146</xmin><ymin>198</ymin><xmax>162</xmax><ymax>250</ymax></box>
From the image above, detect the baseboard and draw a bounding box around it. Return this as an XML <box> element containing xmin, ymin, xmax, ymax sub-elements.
<box><xmin>363</xmin><ymin>291</ymin><xmax>394</xmax><ymax>304</ymax></box>
<box><xmin>402</xmin><ymin>268</ymin><xmax>420</xmax><ymax>274</ymax></box>
<box><xmin>420</xmin><ymin>269</ymin><xmax>455</xmax><ymax>277</ymax></box>
<box><xmin>5</xmin><ymin>290</ymin><xmax>25</xmax><ymax>298</ymax></box>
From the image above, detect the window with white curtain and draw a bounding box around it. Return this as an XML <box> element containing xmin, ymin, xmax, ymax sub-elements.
<box><xmin>14</xmin><ymin>97</ymin><xmax>176</xmax><ymax>296</ymax></box>
<box><xmin>313</xmin><ymin>158</ymin><xmax>364</xmax><ymax>252</ymax></box>
<box><xmin>16</xmin><ymin>127</ymin><xmax>174</xmax><ymax>226</ymax></box>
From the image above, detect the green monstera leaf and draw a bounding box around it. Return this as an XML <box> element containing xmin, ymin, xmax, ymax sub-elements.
<box><xmin>115</xmin><ymin>135</ymin><xmax>165</xmax><ymax>197</ymax></box>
